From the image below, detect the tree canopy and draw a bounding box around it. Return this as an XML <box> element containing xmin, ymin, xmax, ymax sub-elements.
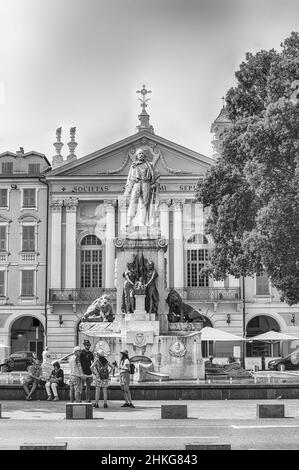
<box><xmin>196</xmin><ymin>32</ymin><xmax>299</xmax><ymax>305</ymax></box>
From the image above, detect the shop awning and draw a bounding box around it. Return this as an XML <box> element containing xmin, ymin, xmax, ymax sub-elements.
<box><xmin>199</xmin><ymin>326</ymin><xmax>244</xmax><ymax>342</ymax></box>
<box><xmin>246</xmin><ymin>330</ymin><xmax>299</xmax><ymax>342</ymax></box>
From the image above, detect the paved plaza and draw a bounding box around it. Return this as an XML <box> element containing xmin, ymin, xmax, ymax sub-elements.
<box><xmin>1</xmin><ymin>399</ymin><xmax>299</xmax><ymax>450</ymax></box>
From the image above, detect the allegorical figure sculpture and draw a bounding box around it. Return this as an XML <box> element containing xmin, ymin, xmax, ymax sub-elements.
<box><xmin>82</xmin><ymin>294</ymin><xmax>115</xmax><ymax>322</ymax></box>
<box><xmin>145</xmin><ymin>261</ymin><xmax>159</xmax><ymax>314</ymax></box>
<box><xmin>124</xmin><ymin>148</ymin><xmax>159</xmax><ymax>227</ymax></box>
<box><xmin>121</xmin><ymin>262</ymin><xmax>137</xmax><ymax>313</ymax></box>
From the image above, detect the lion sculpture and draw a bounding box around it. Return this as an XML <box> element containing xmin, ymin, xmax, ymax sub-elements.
<box><xmin>81</xmin><ymin>294</ymin><xmax>115</xmax><ymax>322</ymax></box>
<box><xmin>166</xmin><ymin>289</ymin><xmax>205</xmax><ymax>323</ymax></box>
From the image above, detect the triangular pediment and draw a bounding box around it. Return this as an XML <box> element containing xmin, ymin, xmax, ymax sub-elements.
<box><xmin>47</xmin><ymin>131</ymin><xmax>213</xmax><ymax>179</ymax></box>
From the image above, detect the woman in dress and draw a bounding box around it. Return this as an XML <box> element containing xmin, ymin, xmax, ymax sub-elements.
<box><xmin>90</xmin><ymin>350</ymin><xmax>113</xmax><ymax>408</ymax></box>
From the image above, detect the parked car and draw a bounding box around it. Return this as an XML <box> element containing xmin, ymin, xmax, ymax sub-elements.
<box><xmin>268</xmin><ymin>349</ymin><xmax>299</xmax><ymax>371</ymax></box>
<box><xmin>0</xmin><ymin>351</ymin><xmax>37</xmax><ymax>372</ymax></box>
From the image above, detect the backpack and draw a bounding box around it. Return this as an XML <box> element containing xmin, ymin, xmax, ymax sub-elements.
<box><xmin>99</xmin><ymin>365</ymin><xmax>109</xmax><ymax>380</ymax></box>
<box><xmin>129</xmin><ymin>361</ymin><xmax>135</xmax><ymax>375</ymax></box>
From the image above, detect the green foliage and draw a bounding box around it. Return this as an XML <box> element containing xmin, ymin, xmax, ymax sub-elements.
<box><xmin>196</xmin><ymin>32</ymin><xmax>299</xmax><ymax>305</ymax></box>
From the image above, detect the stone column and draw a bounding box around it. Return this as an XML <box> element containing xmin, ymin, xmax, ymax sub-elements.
<box><xmin>50</xmin><ymin>199</ymin><xmax>63</xmax><ymax>288</ymax></box>
<box><xmin>118</xmin><ymin>196</ymin><xmax>127</xmax><ymax>235</ymax></box>
<box><xmin>173</xmin><ymin>199</ymin><xmax>185</xmax><ymax>289</ymax></box>
<box><xmin>104</xmin><ymin>200</ymin><xmax>116</xmax><ymax>288</ymax></box>
<box><xmin>159</xmin><ymin>199</ymin><xmax>171</xmax><ymax>287</ymax></box>
<box><xmin>65</xmin><ymin>197</ymin><xmax>78</xmax><ymax>288</ymax></box>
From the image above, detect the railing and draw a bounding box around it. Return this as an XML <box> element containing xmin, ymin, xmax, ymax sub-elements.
<box><xmin>49</xmin><ymin>288</ymin><xmax>117</xmax><ymax>303</ymax></box>
<box><xmin>186</xmin><ymin>287</ymin><xmax>241</xmax><ymax>301</ymax></box>
<box><xmin>21</xmin><ymin>252</ymin><xmax>37</xmax><ymax>262</ymax></box>
<box><xmin>0</xmin><ymin>253</ymin><xmax>8</xmax><ymax>262</ymax></box>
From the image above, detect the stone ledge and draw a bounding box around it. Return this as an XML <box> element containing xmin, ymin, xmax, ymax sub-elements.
<box><xmin>20</xmin><ymin>442</ymin><xmax>67</xmax><ymax>450</ymax></box>
<box><xmin>185</xmin><ymin>444</ymin><xmax>231</xmax><ymax>450</ymax></box>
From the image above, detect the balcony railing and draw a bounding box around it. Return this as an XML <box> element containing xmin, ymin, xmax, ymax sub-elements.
<box><xmin>49</xmin><ymin>288</ymin><xmax>117</xmax><ymax>303</ymax></box>
<box><xmin>186</xmin><ymin>287</ymin><xmax>241</xmax><ymax>302</ymax></box>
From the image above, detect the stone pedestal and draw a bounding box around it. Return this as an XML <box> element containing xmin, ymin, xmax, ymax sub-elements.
<box><xmin>66</xmin><ymin>403</ymin><xmax>93</xmax><ymax>420</ymax></box>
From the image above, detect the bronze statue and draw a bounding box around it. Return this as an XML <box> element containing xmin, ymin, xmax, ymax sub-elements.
<box><xmin>145</xmin><ymin>261</ymin><xmax>159</xmax><ymax>314</ymax></box>
<box><xmin>166</xmin><ymin>289</ymin><xmax>205</xmax><ymax>323</ymax></box>
<box><xmin>121</xmin><ymin>262</ymin><xmax>137</xmax><ymax>313</ymax></box>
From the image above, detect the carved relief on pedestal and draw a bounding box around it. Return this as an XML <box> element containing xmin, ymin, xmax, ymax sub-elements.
<box><xmin>169</xmin><ymin>341</ymin><xmax>187</xmax><ymax>357</ymax></box>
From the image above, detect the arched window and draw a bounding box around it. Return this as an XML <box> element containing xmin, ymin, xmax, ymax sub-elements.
<box><xmin>186</xmin><ymin>233</ymin><xmax>210</xmax><ymax>287</ymax></box>
<box><xmin>80</xmin><ymin>235</ymin><xmax>102</xmax><ymax>288</ymax></box>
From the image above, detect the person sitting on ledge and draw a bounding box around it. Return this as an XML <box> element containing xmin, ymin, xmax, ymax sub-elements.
<box><xmin>23</xmin><ymin>358</ymin><xmax>42</xmax><ymax>401</ymax></box>
<box><xmin>45</xmin><ymin>361</ymin><xmax>65</xmax><ymax>401</ymax></box>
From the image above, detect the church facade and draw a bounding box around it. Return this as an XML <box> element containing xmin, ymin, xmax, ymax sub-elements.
<box><xmin>0</xmin><ymin>92</ymin><xmax>298</xmax><ymax>369</ymax></box>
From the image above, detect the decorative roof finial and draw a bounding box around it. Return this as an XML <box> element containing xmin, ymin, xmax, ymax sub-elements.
<box><xmin>221</xmin><ymin>96</ymin><xmax>225</xmax><ymax>108</ymax></box>
<box><xmin>136</xmin><ymin>84</ymin><xmax>154</xmax><ymax>133</ymax></box>
<box><xmin>67</xmin><ymin>127</ymin><xmax>78</xmax><ymax>162</ymax></box>
<box><xmin>52</xmin><ymin>126</ymin><xmax>64</xmax><ymax>168</ymax></box>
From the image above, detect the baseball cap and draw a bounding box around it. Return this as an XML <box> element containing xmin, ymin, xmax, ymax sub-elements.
<box><xmin>73</xmin><ymin>346</ymin><xmax>81</xmax><ymax>353</ymax></box>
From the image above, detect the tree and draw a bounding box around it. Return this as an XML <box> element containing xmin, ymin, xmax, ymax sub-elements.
<box><xmin>196</xmin><ymin>32</ymin><xmax>299</xmax><ymax>305</ymax></box>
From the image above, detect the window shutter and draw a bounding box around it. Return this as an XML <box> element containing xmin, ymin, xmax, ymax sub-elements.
<box><xmin>22</xmin><ymin>226</ymin><xmax>35</xmax><ymax>251</ymax></box>
<box><xmin>0</xmin><ymin>226</ymin><xmax>6</xmax><ymax>251</ymax></box>
<box><xmin>23</xmin><ymin>189</ymin><xmax>36</xmax><ymax>208</ymax></box>
<box><xmin>0</xmin><ymin>271</ymin><xmax>5</xmax><ymax>296</ymax></box>
<box><xmin>21</xmin><ymin>270</ymin><xmax>34</xmax><ymax>296</ymax></box>
<box><xmin>0</xmin><ymin>189</ymin><xmax>8</xmax><ymax>207</ymax></box>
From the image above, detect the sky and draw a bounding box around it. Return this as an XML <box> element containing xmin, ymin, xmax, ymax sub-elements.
<box><xmin>0</xmin><ymin>0</ymin><xmax>298</xmax><ymax>162</ymax></box>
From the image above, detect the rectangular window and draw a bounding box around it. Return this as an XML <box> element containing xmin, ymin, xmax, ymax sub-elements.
<box><xmin>2</xmin><ymin>162</ymin><xmax>13</xmax><ymax>175</ymax></box>
<box><xmin>256</xmin><ymin>273</ymin><xmax>270</xmax><ymax>295</ymax></box>
<box><xmin>23</xmin><ymin>189</ymin><xmax>36</xmax><ymax>208</ymax></box>
<box><xmin>22</xmin><ymin>225</ymin><xmax>35</xmax><ymax>251</ymax></box>
<box><xmin>0</xmin><ymin>189</ymin><xmax>8</xmax><ymax>207</ymax></box>
<box><xmin>80</xmin><ymin>249</ymin><xmax>102</xmax><ymax>288</ymax></box>
<box><xmin>0</xmin><ymin>226</ymin><xmax>7</xmax><ymax>251</ymax></box>
<box><xmin>28</xmin><ymin>164</ymin><xmax>40</xmax><ymax>174</ymax></box>
<box><xmin>21</xmin><ymin>270</ymin><xmax>34</xmax><ymax>296</ymax></box>
<box><xmin>187</xmin><ymin>249</ymin><xmax>209</xmax><ymax>287</ymax></box>
<box><xmin>0</xmin><ymin>271</ymin><xmax>5</xmax><ymax>296</ymax></box>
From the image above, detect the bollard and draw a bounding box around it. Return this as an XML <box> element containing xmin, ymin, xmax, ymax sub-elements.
<box><xmin>20</xmin><ymin>442</ymin><xmax>67</xmax><ymax>450</ymax></box>
<box><xmin>66</xmin><ymin>402</ymin><xmax>93</xmax><ymax>420</ymax></box>
<box><xmin>0</xmin><ymin>403</ymin><xmax>1</xmax><ymax>418</ymax></box>
<box><xmin>257</xmin><ymin>404</ymin><xmax>285</xmax><ymax>418</ymax></box>
<box><xmin>185</xmin><ymin>443</ymin><xmax>231</xmax><ymax>450</ymax></box>
<box><xmin>161</xmin><ymin>405</ymin><xmax>187</xmax><ymax>419</ymax></box>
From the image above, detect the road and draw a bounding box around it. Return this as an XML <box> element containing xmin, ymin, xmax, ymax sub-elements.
<box><xmin>1</xmin><ymin>399</ymin><xmax>299</xmax><ymax>450</ymax></box>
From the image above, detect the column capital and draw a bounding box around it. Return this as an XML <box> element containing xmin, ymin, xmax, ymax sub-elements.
<box><xmin>104</xmin><ymin>199</ymin><xmax>117</xmax><ymax>212</ymax></box>
<box><xmin>159</xmin><ymin>199</ymin><xmax>172</xmax><ymax>210</ymax></box>
<box><xmin>65</xmin><ymin>197</ymin><xmax>79</xmax><ymax>212</ymax></box>
<box><xmin>50</xmin><ymin>198</ymin><xmax>63</xmax><ymax>212</ymax></box>
<box><xmin>172</xmin><ymin>198</ymin><xmax>185</xmax><ymax>211</ymax></box>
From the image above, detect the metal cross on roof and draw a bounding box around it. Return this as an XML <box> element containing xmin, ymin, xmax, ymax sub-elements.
<box><xmin>137</xmin><ymin>84</ymin><xmax>152</xmax><ymax>111</ymax></box>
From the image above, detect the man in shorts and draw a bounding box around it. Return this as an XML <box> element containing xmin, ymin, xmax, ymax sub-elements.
<box><xmin>80</xmin><ymin>339</ymin><xmax>94</xmax><ymax>402</ymax></box>
<box><xmin>23</xmin><ymin>358</ymin><xmax>42</xmax><ymax>400</ymax></box>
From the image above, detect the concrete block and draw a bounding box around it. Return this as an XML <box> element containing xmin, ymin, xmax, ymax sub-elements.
<box><xmin>20</xmin><ymin>442</ymin><xmax>67</xmax><ymax>450</ymax></box>
<box><xmin>257</xmin><ymin>404</ymin><xmax>285</xmax><ymax>418</ymax></box>
<box><xmin>161</xmin><ymin>404</ymin><xmax>187</xmax><ymax>419</ymax></box>
<box><xmin>185</xmin><ymin>443</ymin><xmax>231</xmax><ymax>450</ymax></box>
<box><xmin>66</xmin><ymin>402</ymin><xmax>93</xmax><ymax>419</ymax></box>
